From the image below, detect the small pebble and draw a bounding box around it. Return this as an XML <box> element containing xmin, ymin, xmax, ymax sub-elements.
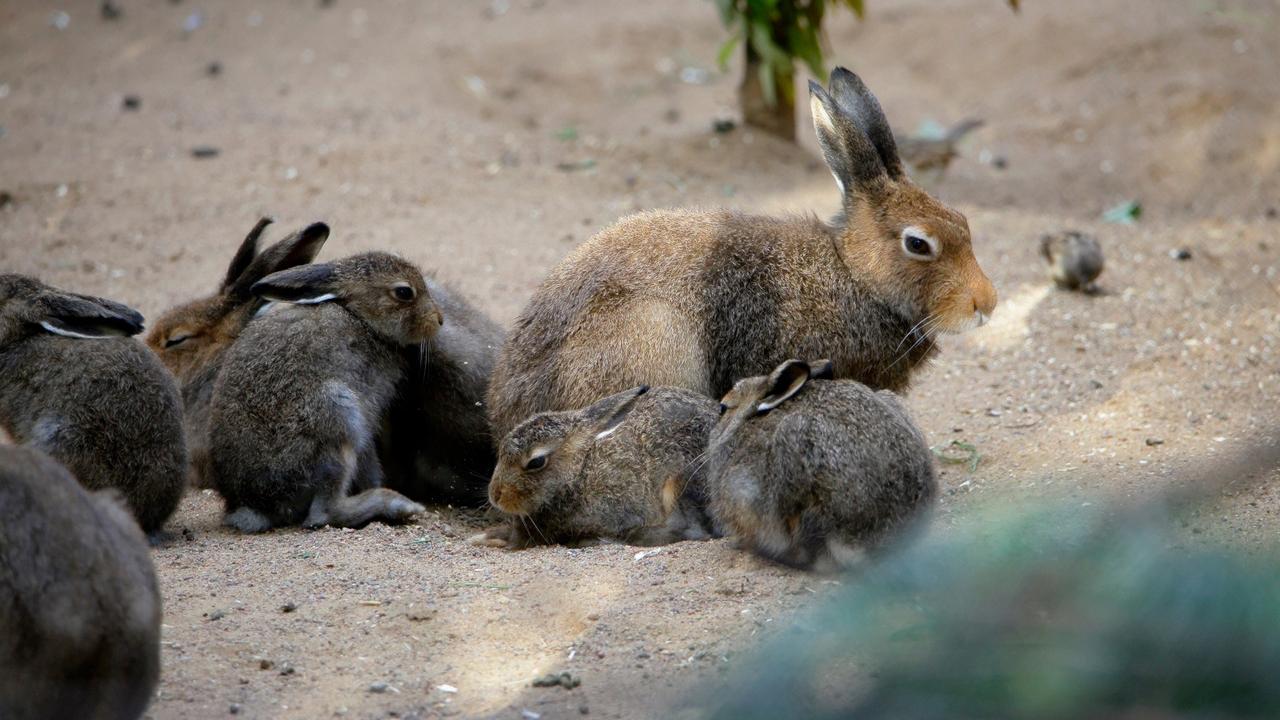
<box><xmin>1169</xmin><ymin>248</ymin><xmax>1192</xmax><ymax>261</ymax></box>
<box><xmin>101</xmin><ymin>2</ymin><xmax>123</xmax><ymax>21</ymax></box>
<box><xmin>191</xmin><ymin>146</ymin><xmax>221</xmax><ymax>159</ymax></box>
<box><xmin>207</xmin><ymin>609</ymin><xmax>226</xmax><ymax>621</ymax></box>
<box><xmin>0</xmin><ymin>191</ymin><xmax>12</xmax><ymax>208</ymax></box>
<box><xmin>1145</xmin><ymin>437</ymin><xmax>1164</xmax><ymax>447</ymax></box>
<box><xmin>228</xmin><ymin>703</ymin><xmax>241</xmax><ymax>715</ymax></box>
<box><xmin>280</xmin><ymin>602</ymin><xmax>297</xmax><ymax>613</ymax></box>
<box><xmin>368</xmin><ymin>682</ymin><xmax>388</xmax><ymax>694</ymax></box>
<box><xmin>121</xmin><ymin>95</ymin><xmax>141</xmax><ymax>111</ymax></box>
<box><xmin>258</xmin><ymin>659</ymin><xmax>274</xmax><ymax>670</ymax></box>
<box><xmin>206</xmin><ymin>61</ymin><xmax>223</xmax><ymax>77</ymax></box>
<box><xmin>278</xmin><ymin>664</ymin><xmax>295</xmax><ymax>676</ymax></box>
<box><xmin>712</xmin><ymin>118</ymin><xmax>736</xmax><ymax>134</ymax></box>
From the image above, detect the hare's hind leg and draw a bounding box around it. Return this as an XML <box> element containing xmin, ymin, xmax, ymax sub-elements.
<box><xmin>304</xmin><ymin>444</ymin><xmax>424</xmax><ymax>529</ymax></box>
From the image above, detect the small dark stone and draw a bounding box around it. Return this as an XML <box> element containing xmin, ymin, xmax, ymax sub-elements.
<box><xmin>191</xmin><ymin>146</ymin><xmax>220</xmax><ymax>159</ymax></box>
<box><xmin>368</xmin><ymin>681</ymin><xmax>389</xmax><ymax>694</ymax></box>
<box><xmin>664</xmin><ymin>108</ymin><xmax>680</xmax><ymax>123</ymax></box>
<box><xmin>320</xmin><ymin>0</ymin><xmax>336</xmax><ymax>7</ymax></box>
<box><xmin>206</xmin><ymin>61</ymin><xmax>223</xmax><ymax>77</ymax></box>
<box><xmin>992</xmin><ymin>155</ymin><xmax>1009</xmax><ymax>170</ymax></box>
<box><xmin>101</xmin><ymin>1</ymin><xmax>123</xmax><ymax>20</ymax></box>
<box><xmin>258</xmin><ymin>659</ymin><xmax>274</xmax><ymax>670</ymax></box>
<box><xmin>0</xmin><ymin>191</ymin><xmax>12</xmax><ymax>209</ymax></box>
<box><xmin>1145</xmin><ymin>437</ymin><xmax>1164</xmax><ymax>447</ymax></box>
<box><xmin>207</xmin><ymin>609</ymin><xmax>226</xmax><ymax>621</ymax></box>
<box><xmin>278</xmin><ymin>664</ymin><xmax>295</xmax><ymax>676</ymax></box>
<box><xmin>579</xmin><ymin>706</ymin><xmax>589</xmax><ymax>716</ymax></box>
<box><xmin>1170</xmin><ymin>248</ymin><xmax>1192</xmax><ymax>261</ymax></box>
<box><xmin>122</xmin><ymin>95</ymin><xmax>141</xmax><ymax>111</ymax></box>
<box><xmin>1266</xmin><ymin>207</ymin><xmax>1277</xmax><ymax>220</ymax></box>
<box><xmin>228</xmin><ymin>703</ymin><xmax>242</xmax><ymax>715</ymax></box>
<box><xmin>182</xmin><ymin>527</ymin><xmax>195</xmax><ymax>541</ymax></box>
<box><xmin>280</xmin><ymin>602</ymin><xmax>297</xmax><ymax>613</ymax></box>
<box><xmin>712</xmin><ymin>118</ymin><xmax>736</xmax><ymax>134</ymax></box>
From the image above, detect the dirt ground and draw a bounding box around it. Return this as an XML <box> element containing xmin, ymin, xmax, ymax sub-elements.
<box><xmin>1</xmin><ymin>0</ymin><xmax>1278</xmax><ymax>718</ymax></box>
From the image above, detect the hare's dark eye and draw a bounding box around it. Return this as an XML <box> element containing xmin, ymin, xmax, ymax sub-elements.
<box><xmin>718</xmin><ymin>403</ymin><xmax>728</xmax><ymax>416</ymax></box>
<box><xmin>392</xmin><ymin>285</ymin><xmax>416</xmax><ymax>302</ymax></box>
<box><xmin>524</xmin><ymin>455</ymin><xmax>547</xmax><ymax>471</ymax></box>
<box><xmin>904</xmin><ymin>234</ymin><xmax>933</xmax><ymax>257</ymax></box>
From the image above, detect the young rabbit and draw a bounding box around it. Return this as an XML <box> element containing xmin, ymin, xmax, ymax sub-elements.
<box><xmin>208</xmin><ymin>252</ymin><xmax>439</xmax><ymax>532</ymax></box>
<box><xmin>707</xmin><ymin>359</ymin><xmax>936</xmax><ymax>571</ymax></box>
<box><xmin>0</xmin><ymin>274</ymin><xmax>187</xmax><ymax>535</ymax></box>
<box><xmin>0</xmin><ymin>444</ymin><xmax>161</xmax><ymax>720</ymax></box>
<box><xmin>383</xmin><ymin>276</ymin><xmax>506</xmax><ymax>506</ymax></box>
<box><xmin>487</xmin><ymin>67</ymin><xmax>997</xmax><ymax>439</ymax></box>
<box><xmin>482</xmin><ymin>385</ymin><xmax>719</xmax><ymax>548</ymax></box>
<box><xmin>147</xmin><ymin>217</ymin><xmax>330</xmax><ymax>488</ymax></box>
<box><xmin>1041</xmin><ymin>230</ymin><xmax>1104</xmax><ymax>293</ymax></box>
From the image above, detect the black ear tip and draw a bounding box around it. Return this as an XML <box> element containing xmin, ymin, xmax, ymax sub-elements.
<box><xmin>830</xmin><ymin>66</ymin><xmax>855</xmax><ymax>81</ymax></box>
<box><xmin>303</xmin><ymin>221</ymin><xmax>330</xmax><ymax>239</ymax></box>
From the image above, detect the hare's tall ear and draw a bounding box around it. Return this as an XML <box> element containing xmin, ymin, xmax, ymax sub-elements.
<box><xmin>809</xmin><ymin>68</ymin><xmax>903</xmax><ymax>199</ymax></box>
<box><xmin>828</xmin><ymin>67</ymin><xmax>905</xmax><ymax>181</ymax></box>
<box><xmin>230</xmin><ymin>222</ymin><xmax>330</xmax><ymax>301</ymax></box>
<box><xmin>584</xmin><ymin>385</ymin><xmax>649</xmax><ymax>439</ymax></box>
<box><xmin>36</xmin><ymin>292</ymin><xmax>145</xmax><ymax>338</ymax></box>
<box><xmin>220</xmin><ymin>217</ymin><xmax>274</xmax><ymax>294</ymax></box>
<box><xmin>809</xmin><ymin>359</ymin><xmax>835</xmax><ymax>380</ymax></box>
<box><xmin>756</xmin><ymin>360</ymin><xmax>810</xmax><ymax>415</ymax></box>
<box><xmin>251</xmin><ymin>263</ymin><xmax>341</xmax><ymax>305</ymax></box>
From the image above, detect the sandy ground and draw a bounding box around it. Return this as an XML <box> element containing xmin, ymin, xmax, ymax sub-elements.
<box><xmin>1</xmin><ymin>0</ymin><xmax>1278</xmax><ymax>718</ymax></box>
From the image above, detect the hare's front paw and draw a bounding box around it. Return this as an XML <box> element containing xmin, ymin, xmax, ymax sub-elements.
<box><xmin>468</xmin><ymin>526</ymin><xmax>512</xmax><ymax>548</ymax></box>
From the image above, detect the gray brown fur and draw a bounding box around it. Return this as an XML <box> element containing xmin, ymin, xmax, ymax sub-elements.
<box><xmin>1041</xmin><ymin>230</ymin><xmax>1105</xmax><ymax>292</ymax></box>
<box><xmin>208</xmin><ymin>252</ymin><xmax>438</xmax><ymax>532</ymax></box>
<box><xmin>487</xmin><ymin>68</ymin><xmax>996</xmax><ymax>440</ymax></box>
<box><xmin>0</xmin><ymin>274</ymin><xmax>187</xmax><ymax>534</ymax></box>
<box><xmin>383</xmin><ymin>276</ymin><xmax>505</xmax><ymax>506</ymax></box>
<box><xmin>146</xmin><ymin>218</ymin><xmax>330</xmax><ymax>488</ymax></box>
<box><xmin>707</xmin><ymin>359</ymin><xmax>937</xmax><ymax>571</ymax></box>
<box><xmin>0</xmin><ymin>445</ymin><xmax>161</xmax><ymax>720</ymax></box>
<box><xmin>486</xmin><ymin>386</ymin><xmax>720</xmax><ymax>548</ymax></box>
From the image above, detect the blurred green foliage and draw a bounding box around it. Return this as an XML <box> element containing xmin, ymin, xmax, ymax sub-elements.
<box><xmin>697</xmin><ymin>487</ymin><xmax>1280</xmax><ymax>719</ymax></box>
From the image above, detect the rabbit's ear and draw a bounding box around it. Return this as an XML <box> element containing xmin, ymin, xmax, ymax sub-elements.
<box><xmin>251</xmin><ymin>263</ymin><xmax>341</xmax><ymax>305</ymax></box>
<box><xmin>584</xmin><ymin>385</ymin><xmax>649</xmax><ymax>439</ymax></box>
<box><xmin>230</xmin><ymin>221</ymin><xmax>330</xmax><ymax>301</ymax></box>
<box><xmin>756</xmin><ymin>360</ymin><xmax>810</xmax><ymax>415</ymax></box>
<box><xmin>36</xmin><ymin>292</ymin><xmax>145</xmax><ymax>338</ymax></box>
<box><xmin>809</xmin><ymin>359</ymin><xmax>835</xmax><ymax>380</ymax></box>
<box><xmin>220</xmin><ymin>217</ymin><xmax>273</xmax><ymax>294</ymax></box>
<box><xmin>809</xmin><ymin>68</ymin><xmax>901</xmax><ymax>198</ymax></box>
<box><xmin>828</xmin><ymin>67</ymin><xmax>905</xmax><ymax>181</ymax></box>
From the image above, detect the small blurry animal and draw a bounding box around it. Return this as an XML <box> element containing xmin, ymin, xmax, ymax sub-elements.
<box><xmin>1041</xmin><ymin>230</ymin><xmax>1105</xmax><ymax>293</ymax></box>
<box><xmin>896</xmin><ymin>118</ymin><xmax>984</xmax><ymax>179</ymax></box>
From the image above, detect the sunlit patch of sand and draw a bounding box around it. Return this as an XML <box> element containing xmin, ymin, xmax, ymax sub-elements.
<box><xmin>966</xmin><ymin>283</ymin><xmax>1052</xmax><ymax>353</ymax></box>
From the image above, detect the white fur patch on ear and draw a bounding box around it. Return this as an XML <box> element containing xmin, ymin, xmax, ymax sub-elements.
<box><xmin>810</xmin><ymin>95</ymin><xmax>837</xmax><ymax>137</ymax></box>
<box><xmin>594</xmin><ymin>424</ymin><xmax>622</xmax><ymax>440</ymax></box>
<box><xmin>39</xmin><ymin>321</ymin><xmax>102</xmax><ymax>339</ymax></box>
<box><xmin>290</xmin><ymin>293</ymin><xmax>337</xmax><ymax>305</ymax></box>
<box><xmin>253</xmin><ymin>301</ymin><xmax>277</xmax><ymax>318</ymax></box>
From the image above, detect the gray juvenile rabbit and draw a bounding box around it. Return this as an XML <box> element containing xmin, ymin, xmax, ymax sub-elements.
<box><xmin>482</xmin><ymin>385</ymin><xmax>719</xmax><ymax>548</ymax></box>
<box><xmin>384</xmin><ymin>276</ymin><xmax>505</xmax><ymax>506</ymax></box>
<box><xmin>147</xmin><ymin>218</ymin><xmax>330</xmax><ymax>488</ymax></box>
<box><xmin>1040</xmin><ymin>230</ymin><xmax>1104</xmax><ymax>293</ymax></box>
<box><xmin>0</xmin><ymin>274</ymin><xmax>187</xmax><ymax>535</ymax></box>
<box><xmin>487</xmin><ymin>67</ymin><xmax>997</xmax><ymax>439</ymax></box>
<box><xmin>208</xmin><ymin>252</ymin><xmax>439</xmax><ymax>532</ymax></box>
<box><xmin>708</xmin><ymin>359</ymin><xmax>936</xmax><ymax>571</ymax></box>
<box><xmin>0</xmin><ymin>444</ymin><xmax>161</xmax><ymax>720</ymax></box>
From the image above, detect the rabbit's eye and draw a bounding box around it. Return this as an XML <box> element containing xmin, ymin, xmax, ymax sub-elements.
<box><xmin>718</xmin><ymin>403</ymin><xmax>728</xmax><ymax>416</ymax></box>
<box><xmin>901</xmin><ymin>227</ymin><xmax>938</xmax><ymax>260</ymax></box>
<box><xmin>164</xmin><ymin>333</ymin><xmax>192</xmax><ymax>348</ymax></box>
<box><xmin>392</xmin><ymin>285</ymin><xmax>416</xmax><ymax>302</ymax></box>
<box><xmin>524</xmin><ymin>455</ymin><xmax>547</xmax><ymax>471</ymax></box>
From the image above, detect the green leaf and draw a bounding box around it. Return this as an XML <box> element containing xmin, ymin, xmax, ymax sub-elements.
<box><xmin>717</xmin><ymin>32</ymin><xmax>742</xmax><ymax>72</ymax></box>
<box><xmin>1102</xmin><ymin>200</ymin><xmax>1143</xmax><ymax>224</ymax></box>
